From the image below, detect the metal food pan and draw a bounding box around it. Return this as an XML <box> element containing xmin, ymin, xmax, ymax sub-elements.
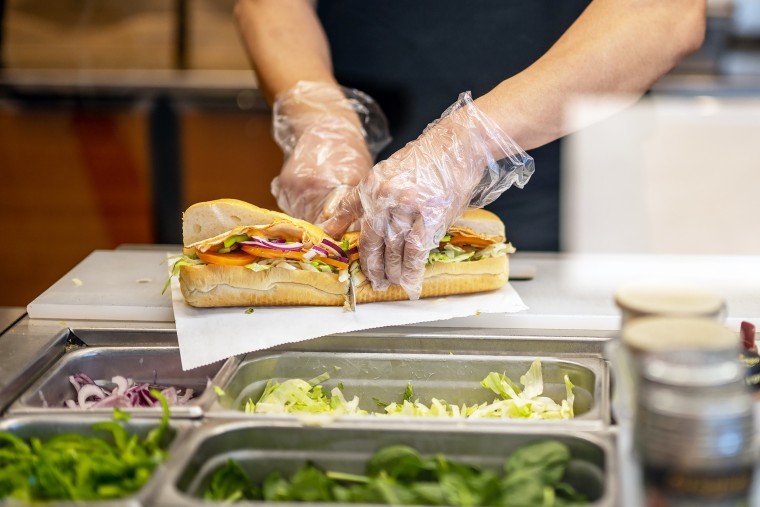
<box><xmin>155</xmin><ymin>420</ymin><xmax>616</xmax><ymax>506</ymax></box>
<box><xmin>7</xmin><ymin>347</ymin><xmax>239</xmax><ymax>418</ymax></box>
<box><xmin>0</xmin><ymin>415</ymin><xmax>194</xmax><ymax>507</ymax></box>
<box><xmin>207</xmin><ymin>351</ymin><xmax>608</xmax><ymax>424</ymax></box>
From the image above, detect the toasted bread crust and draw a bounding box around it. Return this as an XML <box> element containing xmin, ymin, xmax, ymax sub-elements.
<box><xmin>452</xmin><ymin>208</ymin><xmax>506</xmax><ymax>238</ymax></box>
<box><xmin>183</xmin><ymin>198</ymin><xmax>333</xmax><ymax>249</ymax></box>
<box><xmin>179</xmin><ymin>264</ymin><xmax>347</xmax><ymax>307</ymax></box>
<box><xmin>354</xmin><ymin>255</ymin><xmax>508</xmax><ymax>303</ymax></box>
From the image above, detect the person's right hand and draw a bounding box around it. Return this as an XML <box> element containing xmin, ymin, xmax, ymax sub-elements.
<box><xmin>271</xmin><ymin>81</ymin><xmax>390</xmax><ymax>224</ymax></box>
<box><xmin>322</xmin><ymin>92</ymin><xmax>534</xmax><ymax>300</ymax></box>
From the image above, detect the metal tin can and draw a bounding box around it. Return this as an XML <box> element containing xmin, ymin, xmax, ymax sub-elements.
<box><xmin>615</xmin><ymin>316</ymin><xmax>737</xmax><ymax>424</ymax></box>
<box><xmin>611</xmin><ymin>282</ymin><xmax>726</xmax><ymax>424</ymax></box>
<box><xmin>635</xmin><ymin>347</ymin><xmax>756</xmax><ymax>506</ymax></box>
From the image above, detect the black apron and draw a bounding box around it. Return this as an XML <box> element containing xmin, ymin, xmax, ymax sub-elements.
<box><xmin>318</xmin><ymin>1</ymin><xmax>591</xmax><ymax>251</ymax></box>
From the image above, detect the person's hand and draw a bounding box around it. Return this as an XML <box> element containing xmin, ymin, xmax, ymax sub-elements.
<box><xmin>322</xmin><ymin>92</ymin><xmax>534</xmax><ymax>300</ymax></box>
<box><xmin>271</xmin><ymin>81</ymin><xmax>390</xmax><ymax>224</ymax></box>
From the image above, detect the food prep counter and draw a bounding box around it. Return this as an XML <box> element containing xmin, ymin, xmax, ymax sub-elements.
<box><xmin>0</xmin><ymin>307</ymin><xmax>25</xmax><ymax>336</ymax></box>
<box><xmin>1</xmin><ymin>250</ymin><xmax>759</xmax><ymax>506</ymax></box>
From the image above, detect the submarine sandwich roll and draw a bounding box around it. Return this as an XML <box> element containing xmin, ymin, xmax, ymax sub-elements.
<box><xmin>175</xmin><ymin>200</ymin><xmax>513</xmax><ymax>307</ymax></box>
<box><xmin>345</xmin><ymin>208</ymin><xmax>514</xmax><ymax>303</ymax></box>
<box><xmin>178</xmin><ymin>199</ymin><xmax>350</xmax><ymax>307</ymax></box>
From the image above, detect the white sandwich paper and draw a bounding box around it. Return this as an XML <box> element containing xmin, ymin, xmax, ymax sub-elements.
<box><xmin>171</xmin><ymin>276</ymin><xmax>528</xmax><ymax>370</ymax></box>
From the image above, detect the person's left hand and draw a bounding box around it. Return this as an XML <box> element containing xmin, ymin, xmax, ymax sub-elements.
<box><xmin>272</xmin><ymin>118</ymin><xmax>373</xmax><ymax>224</ymax></box>
<box><xmin>271</xmin><ymin>81</ymin><xmax>390</xmax><ymax>224</ymax></box>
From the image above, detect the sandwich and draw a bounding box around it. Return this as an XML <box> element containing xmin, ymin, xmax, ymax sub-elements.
<box><xmin>175</xmin><ymin>199</ymin><xmax>513</xmax><ymax>308</ymax></box>
<box><xmin>345</xmin><ymin>208</ymin><xmax>513</xmax><ymax>303</ymax></box>
<box><xmin>178</xmin><ymin>198</ymin><xmax>351</xmax><ymax>307</ymax></box>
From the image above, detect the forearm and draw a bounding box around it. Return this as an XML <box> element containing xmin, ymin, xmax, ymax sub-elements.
<box><xmin>234</xmin><ymin>0</ymin><xmax>335</xmax><ymax>104</ymax></box>
<box><xmin>476</xmin><ymin>0</ymin><xmax>706</xmax><ymax>150</ymax></box>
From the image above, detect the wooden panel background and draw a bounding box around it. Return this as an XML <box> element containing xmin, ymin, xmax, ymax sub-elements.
<box><xmin>0</xmin><ymin>103</ymin><xmax>154</xmax><ymax>307</ymax></box>
<box><xmin>0</xmin><ymin>1</ymin><xmax>285</xmax><ymax>307</ymax></box>
<box><xmin>187</xmin><ymin>0</ymin><xmax>250</xmax><ymax>70</ymax></box>
<box><xmin>181</xmin><ymin>108</ymin><xmax>282</xmax><ymax>210</ymax></box>
<box><xmin>3</xmin><ymin>0</ymin><xmax>175</xmax><ymax>69</ymax></box>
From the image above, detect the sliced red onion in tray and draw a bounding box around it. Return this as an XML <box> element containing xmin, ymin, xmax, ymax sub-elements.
<box><xmin>127</xmin><ymin>384</ymin><xmax>157</xmax><ymax>407</ymax></box>
<box><xmin>91</xmin><ymin>395</ymin><xmax>131</xmax><ymax>409</ymax></box>
<box><xmin>64</xmin><ymin>372</ymin><xmax>197</xmax><ymax>409</ymax></box>
<box><xmin>112</xmin><ymin>375</ymin><xmax>129</xmax><ymax>396</ymax></box>
<box><xmin>78</xmin><ymin>384</ymin><xmax>107</xmax><ymax>409</ymax></box>
<box><xmin>69</xmin><ymin>372</ymin><xmax>95</xmax><ymax>391</ymax></box>
<box><xmin>239</xmin><ymin>237</ymin><xmax>303</xmax><ymax>251</ymax></box>
<box><xmin>178</xmin><ymin>388</ymin><xmax>195</xmax><ymax>404</ymax></box>
<box><xmin>161</xmin><ymin>387</ymin><xmax>179</xmax><ymax>406</ymax></box>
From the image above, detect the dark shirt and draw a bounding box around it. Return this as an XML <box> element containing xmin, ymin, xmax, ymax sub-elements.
<box><xmin>318</xmin><ymin>1</ymin><xmax>591</xmax><ymax>251</ymax></box>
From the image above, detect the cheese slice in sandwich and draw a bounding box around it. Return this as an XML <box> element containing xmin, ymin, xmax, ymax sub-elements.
<box><xmin>344</xmin><ymin>208</ymin><xmax>514</xmax><ymax>303</ymax></box>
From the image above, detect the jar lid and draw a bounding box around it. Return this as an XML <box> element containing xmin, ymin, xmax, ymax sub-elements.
<box><xmin>614</xmin><ymin>280</ymin><xmax>723</xmax><ymax>319</ymax></box>
<box><xmin>622</xmin><ymin>316</ymin><xmax>739</xmax><ymax>354</ymax></box>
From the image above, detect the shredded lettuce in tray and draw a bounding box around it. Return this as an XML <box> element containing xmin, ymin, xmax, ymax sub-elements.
<box><xmin>242</xmin><ymin>359</ymin><xmax>575</xmax><ymax>420</ymax></box>
<box><xmin>246</xmin><ymin>372</ymin><xmax>367</xmax><ymax>416</ymax></box>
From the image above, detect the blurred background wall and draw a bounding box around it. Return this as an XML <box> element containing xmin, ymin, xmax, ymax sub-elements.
<box><xmin>559</xmin><ymin>0</ymin><xmax>760</xmax><ymax>256</ymax></box>
<box><xmin>0</xmin><ymin>0</ymin><xmax>282</xmax><ymax>306</ymax></box>
<box><xmin>0</xmin><ymin>0</ymin><xmax>759</xmax><ymax>306</ymax></box>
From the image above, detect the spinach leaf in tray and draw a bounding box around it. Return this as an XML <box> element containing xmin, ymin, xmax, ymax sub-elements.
<box><xmin>203</xmin><ymin>440</ymin><xmax>587</xmax><ymax>506</ymax></box>
<box><xmin>0</xmin><ymin>390</ymin><xmax>171</xmax><ymax>502</ymax></box>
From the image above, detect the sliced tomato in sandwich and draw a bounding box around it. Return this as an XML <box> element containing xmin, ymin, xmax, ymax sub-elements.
<box><xmin>240</xmin><ymin>245</ymin><xmax>305</xmax><ymax>261</ymax></box>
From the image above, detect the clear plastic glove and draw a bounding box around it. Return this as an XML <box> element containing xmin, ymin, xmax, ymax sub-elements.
<box><xmin>271</xmin><ymin>81</ymin><xmax>391</xmax><ymax>224</ymax></box>
<box><xmin>321</xmin><ymin>92</ymin><xmax>534</xmax><ymax>300</ymax></box>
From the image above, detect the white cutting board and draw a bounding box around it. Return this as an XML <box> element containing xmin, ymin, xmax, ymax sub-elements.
<box><xmin>27</xmin><ymin>250</ymin><xmax>176</xmax><ymax>322</ymax></box>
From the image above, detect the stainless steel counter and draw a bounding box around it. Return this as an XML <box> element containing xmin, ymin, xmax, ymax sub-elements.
<box><xmin>8</xmin><ymin>248</ymin><xmax>760</xmax><ymax>411</ymax></box>
<box><xmin>23</xmin><ymin>248</ymin><xmax>760</xmax><ymax>333</ymax></box>
<box><xmin>0</xmin><ymin>307</ymin><xmax>25</xmax><ymax>336</ymax></box>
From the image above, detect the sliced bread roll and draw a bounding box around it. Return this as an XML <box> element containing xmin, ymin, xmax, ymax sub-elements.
<box><xmin>183</xmin><ymin>198</ymin><xmax>333</xmax><ymax>250</ymax></box>
<box><xmin>179</xmin><ymin>199</ymin><xmax>348</xmax><ymax>308</ymax></box>
<box><xmin>180</xmin><ymin>263</ymin><xmax>347</xmax><ymax>307</ymax></box>
<box><xmin>352</xmin><ymin>255</ymin><xmax>508</xmax><ymax>303</ymax></box>
<box><xmin>346</xmin><ymin>208</ymin><xmax>512</xmax><ymax>303</ymax></box>
<box><xmin>178</xmin><ymin>200</ymin><xmax>512</xmax><ymax>307</ymax></box>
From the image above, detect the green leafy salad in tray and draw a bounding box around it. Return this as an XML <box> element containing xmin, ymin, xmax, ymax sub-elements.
<box><xmin>239</xmin><ymin>359</ymin><xmax>575</xmax><ymax>420</ymax></box>
<box><xmin>0</xmin><ymin>390</ymin><xmax>171</xmax><ymax>502</ymax></box>
<box><xmin>204</xmin><ymin>440</ymin><xmax>587</xmax><ymax>506</ymax></box>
